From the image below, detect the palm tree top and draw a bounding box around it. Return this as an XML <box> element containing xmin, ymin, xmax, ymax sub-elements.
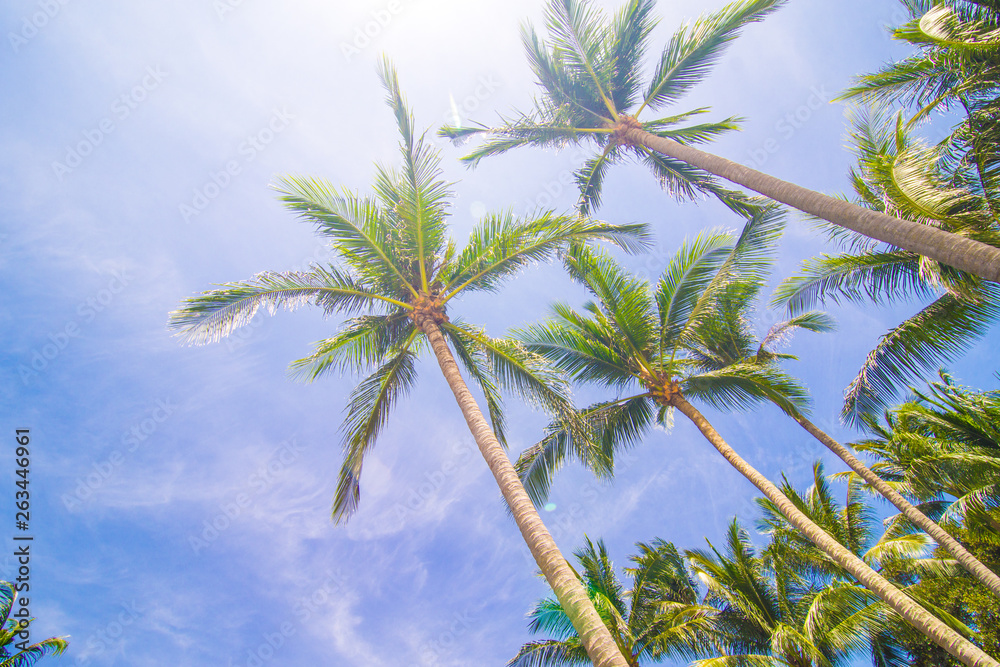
<box><xmin>509</xmin><ymin>536</ymin><xmax>714</xmax><ymax>666</ymax></box>
<box><xmin>512</xmin><ymin>206</ymin><xmax>826</xmax><ymax>504</ymax></box>
<box><xmin>169</xmin><ymin>58</ymin><xmax>650</xmax><ymax>523</ymax></box>
<box><xmin>440</xmin><ymin>0</ymin><xmax>784</xmax><ymax>215</ymax></box>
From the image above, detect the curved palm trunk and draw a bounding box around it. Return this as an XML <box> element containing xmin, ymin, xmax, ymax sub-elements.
<box><xmin>625</xmin><ymin>129</ymin><xmax>1000</xmax><ymax>284</ymax></box>
<box><xmin>672</xmin><ymin>395</ymin><xmax>1000</xmax><ymax>667</ymax></box>
<box><xmin>418</xmin><ymin>317</ymin><xmax>631</xmax><ymax>667</ymax></box>
<box><xmin>794</xmin><ymin>415</ymin><xmax>1000</xmax><ymax>598</ymax></box>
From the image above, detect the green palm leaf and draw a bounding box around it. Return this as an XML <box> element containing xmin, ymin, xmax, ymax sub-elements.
<box><xmin>843</xmin><ymin>283</ymin><xmax>1000</xmax><ymax>425</ymax></box>
<box><xmin>288</xmin><ymin>313</ymin><xmax>414</xmax><ymax>380</ymax></box>
<box><xmin>642</xmin><ymin>0</ymin><xmax>785</xmax><ymax>112</ymax></box>
<box><xmin>333</xmin><ymin>340</ymin><xmax>420</xmax><ymax>522</ymax></box>
<box><xmin>169</xmin><ymin>267</ymin><xmax>404</xmax><ymax>344</ymax></box>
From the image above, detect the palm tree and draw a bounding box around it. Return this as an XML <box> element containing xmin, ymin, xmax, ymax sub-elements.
<box><xmin>439</xmin><ymin>0</ymin><xmax>1000</xmax><ymax>283</ymax></box>
<box><xmin>754</xmin><ymin>463</ymin><xmax>983</xmax><ymax>667</ymax></box>
<box><xmin>854</xmin><ymin>372</ymin><xmax>1000</xmax><ymax>544</ymax></box>
<box><xmin>168</xmin><ymin>61</ymin><xmax>652</xmax><ymax>667</ymax></box>
<box><xmin>513</xmin><ymin>213</ymin><xmax>1000</xmax><ymax>666</ymax></box>
<box><xmin>680</xmin><ymin>207</ymin><xmax>1000</xmax><ymax>598</ymax></box>
<box><xmin>837</xmin><ymin>0</ymin><xmax>1000</xmax><ymax>207</ymax></box>
<box><xmin>0</xmin><ymin>582</ymin><xmax>68</xmax><ymax>666</ymax></box>
<box><xmin>773</xmin><ymin>108</ymin><xmax>1000</xmax><ymax>426</ymax></box>
<box><xmin>508</xmin><ymin>537</ymin><xmax>717</xmax><ymax>666</ymax></box>
<box><xmin>688</xmin><ymin>515</ymin><xmax>908</xmax><ymax>667</ymax></box>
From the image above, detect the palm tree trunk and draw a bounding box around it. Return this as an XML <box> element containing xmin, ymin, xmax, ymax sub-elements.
<box><xmin>794</xmin><ymin>414</ymin><xmax>1000</xmax><ymax>598</ymax></box>
<box><xmin>417</xmin><ymin>316</ymin><xmax>631</xmax><ymax>667</ymax></box>
<box><xmin>625</xmin><ymin>128</ymin><xmax>1000</xmax><ymax>283</ymax></box>
<box><xmin>671</xmin><ymin>394</ymin><xmax>1000</xmax><ymax>667</ymax></box>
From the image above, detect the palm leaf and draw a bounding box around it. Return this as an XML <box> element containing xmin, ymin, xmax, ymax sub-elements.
<box><xmin>514</xmin><ymin>395</ymin><xmax>653</xmax><ymax>505</ymax></box>
<box><xmin>642</xmin><ymin>0</ymin><xmax>785</xmax><ymax>112</ymax></box>
<box><xmin>288</xmin><ymin>313</ymin><xmax>413</xmax><ymax>380</ymax></box>
<box><xmin>332</xmin><ymin>339</ymin><xmax>419</xmax><ymax>522</ymax></box>
<box><xmin>843</xmin><ymin>283</ymin><xmax>1000</xmax><ymax>425</ymax></box>
<box><xmin>169</xmin><ymin>267</ymin><xmax>404</xmax><ymax>344</ymax></box>
<box><xmin>273</xmin><ymin>176</ymin><xmax>416</xmax><ymax>296</ymax></box>
<box><xmin>443</xmin><ymin>321</ymin><xmax>509</xmax><ymax>446</ymax></box>
<box><xmin>443</xmin><ymin>211</ymin><xmax>650</xmax><ymax>299</ymax></box>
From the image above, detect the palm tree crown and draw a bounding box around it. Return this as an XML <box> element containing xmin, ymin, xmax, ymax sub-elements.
<box><xmin>508</xmin><ymin>537</ymin><xmax>715</xmax><ymax>666</ymax></box>
<box><xmin>169</xmin><ymin>59</ymin><xmax>647</xmax><ymax>523</ymax></box>
<box><xmin>442</xmin><ymin>0</ymin><xmax>779</xmax><ymax>216</ymax></box>
<box><xmin>514</xmin><ymin>205</ymin><xmax>804</xmax><ymax>501</ymax></box>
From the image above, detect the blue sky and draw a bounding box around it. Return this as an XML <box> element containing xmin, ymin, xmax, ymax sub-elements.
<box><xmin>3</xmin><ymin>0</ymin><xmax>997</xmax><ymax>665</ymax></box>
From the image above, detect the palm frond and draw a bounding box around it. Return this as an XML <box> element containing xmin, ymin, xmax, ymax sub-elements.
<box><xmin>771</xmin><ymin>251</ymin><xmax>929</xmax><ymax>315</ymax></box>
<box><xmin>443</xmin><ymin>211</ymin><xmax>650</xmax><ymax>299</ymax></box>
<box><xmin>607</xmin><ymin>0</ymin><xmax>658</xmax><ymax>111</ymax></box>
<box><xmin>642</xmin><ymin>0</ymin><xmax>785</xmax><ymax>111</ymax></box>
<box><xmin>169</xmin><ymin>267</ymin><xmax>404</xmax><ymax>345</ymax></box>
<box><xmin>452</xmin><ymin>326</ymin><xmax>578</xmax><ymax>427</ymax></box>
<box><xmin>843</xmin><ymin>284</ymin><xmax>1000</xmax><ymax>425</ymax></box>
<box><xmin>0</xmin><ymin>636</ymin><xmax>69</xmax><ymax>666</ymax></box>
<box><xmin>442</xmin><ymin>321</ymin><xmax>509</xmax><ymax>446</ymax></box>
<box><xmin>375</xmin><ymin>59</ymin><xmax>451</xmax><ymax>286</ymax></box>
<box><xmin>272</xmin><ymin>176</ymin><xmax>417</xmax><ymax>296</ymax></box>
<box><xmin>543</xmin><ymin>0</ymin><xmax>619</xmax><ymax>117</ymax></box>
<box><xmin>682</xmin><ymin>361</ymin><xmax>810</xmax><ymax>417</ymax></box>
<box><xmin>515</xmin><ymin>395</ymin><xmax>653</xmax><ymax>505</ymax></box>
<box><xmin>636</xmin><ymin>147</ymin><xmax>761</xmax><ymax>215</ymax></box>
<box><xmin>757</xmin><ymin>311</ymin><xmax>837</xmax><ymax>359</ymax></box>
<box><xmin>506</xmin><ymin>638</ymin><xmax>591</xmax><ymax>666</ymax></box>
<box><xmin>576</xmin><ymin>146</ymin><xmax>620</xmax><ymax>216</ymax></box>
<box><xmin>517</xmin><ymin>309</ymin><xmax>640</xmax><ymax>389</ymax></box>
<box><xmin>332</xmin><ymin>340</ymin><xmax>419</xmax><ymax>523</ymax></box>
<box><xmin>563</xmin><ymin>244</ymin><xmax>658</xmax><ymax>360</ymax></box>
<box><xmin>288</xmin><ymin>313</ymin><xmax>414</xmax><ymax>380</ymax></box>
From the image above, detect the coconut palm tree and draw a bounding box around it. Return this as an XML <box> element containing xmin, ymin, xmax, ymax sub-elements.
<box><xmin>0</xmin><ymin>582</ymin><xmax>67</xmax><ymax>666</ymax></box>
<box><xmin>678</xmin><ymin>209</ymin><xmax>1000</xmax><ymax>598</ymax></box>
<box><xmin>439</xmin><ymin>0</ymin><xmax>1000</xmax><ymax>282</ymax></box>
<box><xmin>168</xmin><ymin>61</ymin><xmax>653</xmax><ymax>667</ymax></box>
<box><xmin>508</xmin><ymin>537</ymin><xmax>717</xmax><ymax>666</ymax></box>
<box><xmin>773</xmin><ymin>108</ymin><xmax>1000</xmax><ymax>426</ymax></box>
<box><xmin>688</xmin><ymin>515</ymin><xmax>911</xmax><ymax>667</ymax></box>
<box><xmin>754</xmin><ymin>463</ymin><xmax>985</xmax><ymax>667</ymax></box>
<box><xmin>837</xmin><ymin>0</ymin><xmax>1000</xmax><ymax>207</ymax></box>
<box><xmin>854</xmin><ymin>372</ymin><xmax>1000</xmax><ymax>544</ymax></box>
<box><xmin>512</xmin><ymin>213</ymin><xmax>999</xmax><ymax>666</ymax></box>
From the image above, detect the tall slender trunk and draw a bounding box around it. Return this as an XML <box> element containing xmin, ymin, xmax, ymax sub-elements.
<box><xmin>417</xmin><ymin>317</ymin><xmax>631</xmax><ymax>667</ymax></box>
<box><xmin>794</xmin><ymin>414</ymin><xmax>1000</xmax><ymax>598</ymax></box>
<box><xmin>626</xmin><ymin>129</ymin><xmax>1000</xmax><ymax>283</ymax></box>
<box><xmin>671</xmin><ymin>394</ymin><xmax>1000</xmax><ymax>667</ymax></box>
